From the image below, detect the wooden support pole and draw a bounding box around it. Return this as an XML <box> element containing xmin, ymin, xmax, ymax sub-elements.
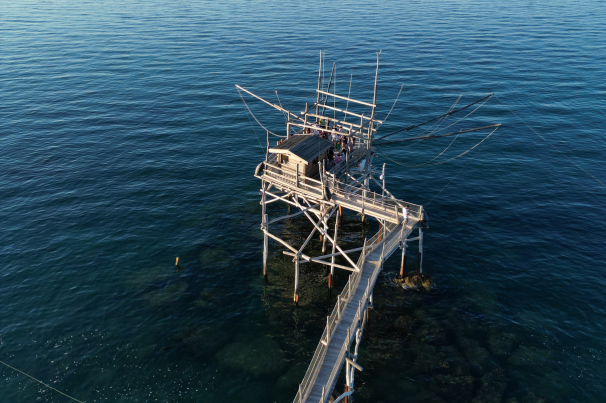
<box><xmin>316</xmin><ymin>52</ymin><xmax>322</xmax><ymax>118</ymax></box>
<box><xmin>294</xmin><ymin>255</ymin><xmax>300</xmax><ymax>303</ymax></box>
<box><xmin>381</xmin><ymin>163</ymin><xmax>385</xmax><ymax>199</ymax></box>
<box><xmin>262</xmin><ymin>182</ymin><xmax>268</xmax><ymax>277</ymax></box>
<box><xmin>265</xmin><ymin>130</ymin><xmax>269</xmax><ymax>161</ymax></box>
<box><xmin>400</xmin><ymin>240</ymin><xmax>407</xmax><ymax>278</ymax></box>
<box><xmin>295</xmin><ymin>164</ymin><xmax>300</xmax><ymax>188</ymax></box>
<box><xmin>322</xmin><ymin>203</ymin><xmax>328</xmax><ymax>254</ymax></box>
<box><xmin>417</xmin><ymin>227</ymin><xmax>424</xmax><ymax>275</ymax></box>
<box><xmin>330</xmin><ymin>208</ymin><xmax>340</xmax><ymax>289</ymax></box>
<box><xmin>294</xmin><ymin>198</ymin><xmax>360</xmax><ymax>272</ymax></box>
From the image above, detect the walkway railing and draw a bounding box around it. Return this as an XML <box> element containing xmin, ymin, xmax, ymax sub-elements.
<box><xmin>259</xmin><ymin>157</ymin><xmax>424</xmax><ymax>224</ymax></box>
<box><xmin>293</xmin><ymin>221</ymin><xmax>399</xmax><ymax>403</ymax></box>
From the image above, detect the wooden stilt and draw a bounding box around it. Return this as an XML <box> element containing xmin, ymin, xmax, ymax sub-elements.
<box><xmin>330</xmin><ymin>209</ymin><xmax>340</xmax><ymax>289</ymax></box>
<box><xmin>417</xmin><ymin>228</ymin><xmax>423</xmax><ymax>275</ymax></box>
<box><xmin>322</xmin><ymin>206</ymin><xmax>327</xmax><ymax>253</ymax></box>
<box><xmin>400</xmin><ymin>241</ymin><xmax>407</xmax><ymax>278</ymax></box>
<box><xmin>294</xmin><ymin>256</ymin><xmax>300</xmax><ymax>303</ymax></box>
<box><xmin>262</xmin><ymin>182</ymin><xmax>268</xmax><ymax>277</ymax></box>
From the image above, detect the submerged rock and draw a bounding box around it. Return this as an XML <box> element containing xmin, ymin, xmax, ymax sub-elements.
<box><xmin>430</xmin><ymin>374</ymin><xmax>475</xmax><ymax>402</ymax></box>
<box><xmin>143</xmin><ymin>282</ymin><xmax>188</xmax><ymax>305</ymax></box>
<box><xmin>417</xmin><ymin>322</ymin><xmax>447</xmax><ymax>346</ymax></box>
<box><xmin>194</xmin><ymin>288</ymin><xmax>217</xmax><ymax>307</ymax></box>
<box><xmin>277</xmin><ymin>362</ymin><xmax>306</xmax><ymax>389</ymax></box>
<box><xmin>520</xmin><ymin>392</ymin><xmax>547</xmax><ymax>403</ymax></box>
<box><xmin>397</xmin><ymin>273</ymin><xmax>433</xmax><ymax>291</ymax></box>
<box><xmin>472</xmin><ymin>369</ymin><xmax>506</xmax><ymax>403</ymax></box>
<box><xmin>508</xmin><ymin>345</ymin><xmax>552</xmax><ymax>368</ymax></box>
<box><xmin>171</xmin><ymin>324</ymin><xmax>229</xmax><ymax>354</ymax></box>
<box><xmin>394</xmin><ymin>315</ymin><xmax>417</xmax><ymax>333</ymax></box>
<box><xmin>487</xmin><ymin>331</ymin><xmax>519</xmax><ymax>356</ymax></box>
<box><xmin>216</xmin><ymin>335</ymin><xmax>287</xmax><ymax>375</ymax></box>
<box><xmin>124</xmin><ymin>265</ymin><xmax>172</xmax><ymax>289</ymax></box>
<box><xmin>409</xmin><ymin>390</ymin><xmax>446</xmax><ymax>403</ymax></box>
<box><xmin>199</xmin><ymin>247</ymin><xmax>234</xmax><ymax>269</ymax></box>
<box><xmin>457</xmin><ymin>337</ymin><xmax>491</xmax><ymax>370</ymax></box>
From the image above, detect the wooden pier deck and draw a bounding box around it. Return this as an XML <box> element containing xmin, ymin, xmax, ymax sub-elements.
<box><xmin>295</xmin><ymin>216</ymin><xmax>422</xmax><ymax>403</ymax></box>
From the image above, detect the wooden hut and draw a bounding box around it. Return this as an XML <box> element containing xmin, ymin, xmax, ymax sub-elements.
<box><xmin>270</xmin><ymin>134</ymin><xmax>333</xmax><ymax>178</ymax></box>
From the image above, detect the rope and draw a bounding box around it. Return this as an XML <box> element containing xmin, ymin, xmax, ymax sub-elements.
<box><xmin>432</xmin><ymin>126</ymin><xmax>499</xmax><ymax>164</ymax></box>
<box><xmin>245</xmin><ymin>108</ymin><xmax>267</xmax><ymax>155</ymax></box>
<box><xmin>496</xmin><ymin>95</ymin><xmax>606</xmax><ymax>189</ymax></box>
<box><xmin>236</xmin><ymin>87</ymin><xmax>286</xmax><ymax>138</ymax></box>
<box><xmin>275</xmin><ymin>91</ymin><xmax>288</xmax><ymax>120</ymax></box>
<box><xmin>425</xmin><ymin>158</ymin><xmax>473</xmax><ymax>206</ymax></box>
<box><xmin>376</xmin><ymin>84</ymin><xmax>404</xmax><ymax>130</ymax></box>
<box><xmin>344</xmin><ymin>71</ymin><xmax>352</xmax><ymax>122</ymax></box>
<box><xmin>378</xmin><ymin>93</ymin><xmax>493</xmax><ymax>141</ymax></box>
<box><xmin>422</xmin><ymin>94</ymin><xmax>490</xmax><ymax>138</ymax></box>
<box><xmin>375</xmin><ymin>95</ymin><xmax>463</xmax><ymax>166</ymax></box>
<box><xmin>377</xmin><ymin>126</ymin><xmax>499</xmax><ymax>168</ymax></box>
<box><xmin>0</xmin><ymin>359</ymin><xmax>86</xmax><ymax>403</ymax></box>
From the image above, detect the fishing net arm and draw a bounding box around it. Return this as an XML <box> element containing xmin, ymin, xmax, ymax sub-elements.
<box><xmin>376</xmin><ymin>93</ymin><xmax>494</xmax><ymax>141</ymax></box>
<box><xmin>235</xmin><ymin>84</ymin><xmax>303</xmax><ymax>122</ymax></box>
<box><xmin>375</xmin><ymin>124</ymin><xmax>501</xmax><ymax>145</ymax></box>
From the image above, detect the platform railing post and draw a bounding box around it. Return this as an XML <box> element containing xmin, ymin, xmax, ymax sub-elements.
<box><xmin>296</xmin><ymin>164</ymin><xmax>300</xmax><ymax>187</ymax></box>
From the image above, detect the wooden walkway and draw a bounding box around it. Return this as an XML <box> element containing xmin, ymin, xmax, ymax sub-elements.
<box><xmin>296</xmin><ymin>217</ymin><xmax>420</xmax><ymax>403</ymax></box>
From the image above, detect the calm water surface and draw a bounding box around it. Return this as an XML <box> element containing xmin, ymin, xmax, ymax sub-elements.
<box><xmin>1</xmin><ymin>1</ymin><xmax>605</xmax><ymax>402</ymax></box>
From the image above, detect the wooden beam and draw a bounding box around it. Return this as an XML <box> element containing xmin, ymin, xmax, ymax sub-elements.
<box><xmin>316</xmin><ymin>89</ymin><xmax>376</xmax><ymax>108</ymax></box>
<box><xmin>263</xmin><ymin>230</ymin><xmax>299</xmax><ymax>254</ymax></box>
<box><xmin>283</xmin><ymin>251</ymin><xmax>359</xmax><ymax>272</ymax></box>
<box><xmin>236</xmin><ymin>85</ymin><xmax>301</xmax><ymax>121</ymax></box>
<box><xmin>313</xmin><ymin>105</ymin><xmax>383</xmax><ymax>124</ymax></box>
<box><xmin>265</xmin><ymin>202</ymin><xmax>320</xmax><ymax>225</ymax></box>
<box><xmin>293</xmin><ymin>198</ymin><xmax>360</xmax><ymax>272</ymax></box>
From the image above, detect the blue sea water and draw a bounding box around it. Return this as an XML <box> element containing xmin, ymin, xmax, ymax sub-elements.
<box><xmin>1</xmin><ymin>0</ymin><xmax>606</xmax><ymax>402</ymax></box>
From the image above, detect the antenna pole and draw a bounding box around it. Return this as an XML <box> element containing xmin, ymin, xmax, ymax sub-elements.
<box><xmin>316</xmin><ymin>51</ymin><xmax>322</xmax><ymax>119</ymax></box>
<box><xmin>320</xmin><ymin>62</ymin><xmax>336</xmax><ymax>117</ymax></box>
<box><xmin>366</xmin><ymin>51</ymin><xmax>380</xmax><ymax>174</ymax></box>
<box><xmin>266</xmin><ymin>130</ymin><xmax>269</xmax><ymax>162</ymax></box>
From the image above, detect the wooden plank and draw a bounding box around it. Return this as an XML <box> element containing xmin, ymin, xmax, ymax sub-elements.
<box><xmin>316</xmin><ymin>89</ymin><xmax>376</xmax><ymax>107</ymax></box>
<box><xmin>313</xmin><ymin>105</ymin><xmax>383</xmax><ymax>124</ymax></box>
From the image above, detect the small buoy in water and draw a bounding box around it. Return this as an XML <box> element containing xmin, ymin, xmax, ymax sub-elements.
<box><xmin>174</xmin><ymin>257</ymin><xmax>181</xmax><ymax>273</ymax></box>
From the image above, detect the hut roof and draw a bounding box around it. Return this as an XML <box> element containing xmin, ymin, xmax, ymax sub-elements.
<box><xmin>270</xmin><ymin>135</ymin><xmax>333</xmax><ymax>163</ymax></box>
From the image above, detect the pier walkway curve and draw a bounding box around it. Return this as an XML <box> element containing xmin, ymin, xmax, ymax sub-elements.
<box><xmin>294</xmin><ymin>217</ymin><xmax>422</xmax><ymax>403</ymax></box>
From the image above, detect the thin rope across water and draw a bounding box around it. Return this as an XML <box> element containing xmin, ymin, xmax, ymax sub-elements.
<box><xmin>495</xmin><ymin>95</ymin><xmax>606</xmax><ymax>189</ymax></box>
<box><xmin>376</xmin><ymin>84</ymin><xmax>404</xmax><ymax>130</ymax></box>
<box><xmin>377</xmin><ymin>126</ymin><xmax>499</xmax><ymax>168</ymax></box>
<box><xmin>0</xmin><ymin>359</ymin><xmax>86</xmax><ymax>403</ymax></box>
